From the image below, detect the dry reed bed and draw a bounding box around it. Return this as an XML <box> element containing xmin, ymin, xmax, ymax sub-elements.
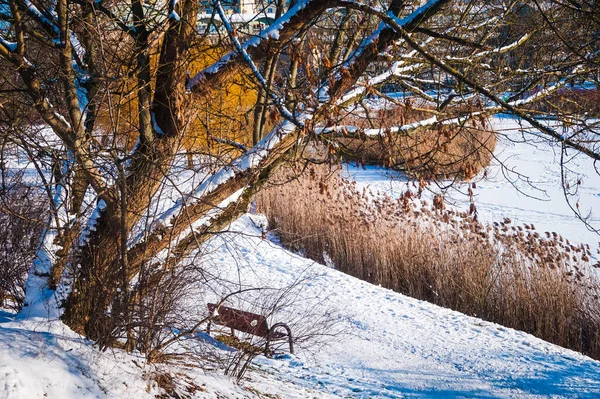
<box><xmin>256</xmin><ymin>164</ymin><xmax>600</xmax><ymax>359</ymax></box>
<box><xmin>336</xmin><ymin>101</ymin><xmax>496</xmax><ymax>179</ymax></box>
<box><xmin>536</xmin><ymin>88</ymin><xmax>600</xmax><ymax>118</ymax></box>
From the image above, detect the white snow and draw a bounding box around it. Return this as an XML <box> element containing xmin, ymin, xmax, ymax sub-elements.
<box><xmin>151</xmin><ymin>112</ymin><xmax>165</xmax><ymax>136</ymax></box>
<box><xmin>186</xmin><ymin>214</ymin><xmax>600</xmax><ymax>398</ymax></box>
<box><xmin>169</xmin><ymin>10</ymin><xmax>180</xmax><ymax>22</ymax></box>
<box><xmin>79</xmin><ymin>199</ymin><xmax>106</xmax><ymax>246</ymax></box>
<box><xmin>0</xmin><ymin>37</ymin><xmax>17</xmax><ymax>53</ymax></box>
<box><xmin>0</xmin><ymin>315</ymin><xmax>258</xmax><ymax>399</ymax></box>
<box><xmin>22</xmin><ymin>0</ymin><xmax>58</xmax><ymax>33</ymax></box>
<box><xmin>3</xmin><ymin>118</ymin><xmax>600</xmax><ymax>397</ymax></box>
<box><xmin>5</xmin><ymin>213</ymin><xmax>600</xmax><ymax>398</ymax></box>
<box><xmin>145</xmin><ymin>114</ymin><xmax>308</xmax><ymax>242</ymax></box>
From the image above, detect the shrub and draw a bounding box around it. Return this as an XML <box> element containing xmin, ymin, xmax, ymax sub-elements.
<box><xmin>0</xmin><ymin>175</ymin><xmax>47</xmax><ymax>311</ymax></box>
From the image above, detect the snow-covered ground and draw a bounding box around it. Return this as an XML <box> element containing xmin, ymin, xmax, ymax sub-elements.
<box><xmin>3</xmin><ymin>214</ymin><xmax>600</xmax><ymax>398</ymax></box>
<box><xmin>0</xmin><ymin>316</ymin><xmax>150</xmax><ymax>398</ymax></box>
<box><xmin>2</xmin><ymin>116</ymin><xmax>600</xmax><ymax>398</ymax></box>
<box><xmin>0</xmin><ymin>312</ymin><xmax>275</xmax><ymax>398</ymax></box>
<box><xmin>344</xmin><ymin>116</ymin><xmax>600</xmax><ymax>249</ymax></box>
<box><xmin>202</xmin><ymin>215</ymin><xmax>600</xmax><ymax>398</ymax></box>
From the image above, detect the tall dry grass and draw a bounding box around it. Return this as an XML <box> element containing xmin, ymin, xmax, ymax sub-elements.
<box><xmin>337</xmin><ymin>101</ymin><xmax>496</xmax><ymax>179</ymax></box>
<box><xmin>255</xmin><ymin>164</ymin><xmax>600</xmax><ymax>359</ymax></box>
<box><xmin>536</xmin><ymin>88</ymin><xmax>600</xmax><ymax>118</ymax></box>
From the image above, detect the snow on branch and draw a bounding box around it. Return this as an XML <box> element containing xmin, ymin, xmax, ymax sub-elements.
<box><xmin>445</xmin><ymin>34</ymin><xmax>531</xmax><ymax>63</ymax></box>
<box><xmin>320</xmin><ymin>69</ymin><xmax>589</xmax><ymax>140</ymax></box>
<box><xmin>339</xmin><ymin>61</ymin><xmax>427</xmax><ymax>105</ymax></box>
<box><xmin>335</xmin><ymin>3</ymin><xmax>457</xmax><ymax>105</ymax></box>
<box><xmin>347</xmin><ymin>5</ymin><xmax>600</xmax><ymax>161</ymax></box>
<box><xmin>0</xmin><ymin>36</ymin><xmax>17</xmax><ymax>52</ymax></box>
<box><xmin>151</xmin><ymin>114</ymin><xmax>310</xmax><ymax>233</ymax></box>
<box><xmin>315</xmin><ymin>115</ymin><xmax>439</xmax><ymax>138</ymax></box>
<box><xmin>338</xmin><ymin>32</ymin><xmax>531</xmax><ymax>109</ymax></box>
<box><xmin>169</xmin><ymin>0</ymin><xmax>180</xmax><ymax>21</ymax></box>
<box><xmin>386</xmin><ymin>0</ymin><xmax>448</xmax><ymax>27</ymax></box>
<box><xmin>186</xmin><ymin>0</ymin><xmax>314</xmax><ymax>91</ymax></box>
<box><xmin>21</xmin><ymin>0</ymin><xmax>59</xmax><ymax>34</ymax></box>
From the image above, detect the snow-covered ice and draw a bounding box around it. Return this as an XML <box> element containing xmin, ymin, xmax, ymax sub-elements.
<box><xmin>344</xmin><ymin>116</ymin><xmax>600</xmax><ymax>248</ymax></box>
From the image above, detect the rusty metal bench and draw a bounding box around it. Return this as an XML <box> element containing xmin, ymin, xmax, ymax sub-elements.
<box><xmin>207</xmin><ymin>303</ymin><xmax>294</xmax><ymax>355</ymax></box>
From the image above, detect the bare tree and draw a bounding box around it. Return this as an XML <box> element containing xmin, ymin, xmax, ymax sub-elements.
<box><xmin>0</xmin><ymin>0</ymin><xmax>598</xmax><ymax>356</ymax></box>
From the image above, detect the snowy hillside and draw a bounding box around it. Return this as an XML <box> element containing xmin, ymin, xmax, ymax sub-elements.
<box><xmin>202</xmin><ymin>215</ymin><xmax>600</xmax><ymax>398</ymax></box>
<box><xmin>3</xmin><ymin>213</ymin><xmax>600</xmax><ymax>398</ymax></box>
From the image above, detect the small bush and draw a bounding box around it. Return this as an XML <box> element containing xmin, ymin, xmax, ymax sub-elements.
<box><xmin>256</xmin><ymin>164</ymin><xmax>600</xmax><ymax>359</ymax></box>
<box><xmin>0</xmin><ymin>175</ymin><xmax>47</xmax><ymax>311</ymax></box>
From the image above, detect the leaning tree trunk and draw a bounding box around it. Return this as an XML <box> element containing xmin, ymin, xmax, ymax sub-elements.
<box><xmin>59</xmin><ymin>0</ymin><xmax>452</xmax><ymax>351</ymax></box>
<box><xmin>61</xmin><ymin>0</ymin><xmax>199</xmax><ymax>347</ymax></box>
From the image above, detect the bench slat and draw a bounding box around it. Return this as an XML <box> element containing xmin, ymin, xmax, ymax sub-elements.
<box><xmin>207</xmin><ymin>303</ymin><xmax>294</xmax><ymax>355</ymax></box>
<box><xmin>207</xmin><ymin>303</ymin><xmax>270</xmax><ymax>337</ymax></box>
